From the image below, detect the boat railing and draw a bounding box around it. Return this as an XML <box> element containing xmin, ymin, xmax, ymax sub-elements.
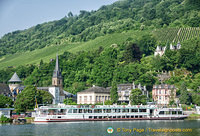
<box><xmin>36</xmin><ymin>104</ymin><xmax>157</xmax><ymax>110</ymax></box>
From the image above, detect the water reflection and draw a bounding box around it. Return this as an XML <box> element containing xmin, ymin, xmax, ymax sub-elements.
<box><xmin>0</xmin><ymin>120</ymin><xmax>199</xmax><ymax>136</ymax></box>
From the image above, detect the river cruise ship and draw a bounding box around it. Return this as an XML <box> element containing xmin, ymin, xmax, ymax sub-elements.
<box><xmin>33</xmin><ymin>104</ymin><xmax>188</xmax><ymax>122</ymax></box>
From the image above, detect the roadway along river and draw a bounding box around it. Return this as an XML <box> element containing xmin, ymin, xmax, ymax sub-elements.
<box><xmin>0</xmin><ymin>120</ymin><xmax>200</xmax><ymax>136</ymax></box>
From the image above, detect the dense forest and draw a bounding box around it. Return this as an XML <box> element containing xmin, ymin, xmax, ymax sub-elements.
<box><xmin>0</xmin><ymin>0</ymin><xmax>199</xmax><ymax>56</ymax></box>
<box><xmin>0</xmin><ymin>0</ymin><xmax>200</xmax><ymax>106</ymax></box>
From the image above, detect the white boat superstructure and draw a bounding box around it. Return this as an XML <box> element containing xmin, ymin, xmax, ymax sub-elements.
<box><xmin>33</xmin><ymin>104</ymin><xmax>188</xmax><ymax>122</ymax></box>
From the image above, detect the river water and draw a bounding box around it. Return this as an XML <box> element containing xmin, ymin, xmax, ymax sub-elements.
<box><xmin>0</xmin><ymin>120</ymin><xmax>200</xmax><ymax>136</ymax></box>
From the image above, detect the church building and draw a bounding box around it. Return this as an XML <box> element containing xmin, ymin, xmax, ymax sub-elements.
<box><xmin>7</xmin><ymin>54</ymin><xmax>74</xmax><ymax>104</ymax></box>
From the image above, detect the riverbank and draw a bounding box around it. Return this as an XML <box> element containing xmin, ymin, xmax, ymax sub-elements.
<box><xmin>24</xmin><ymin>117</ymin><xmax>34</xmax><ymax>123</ymax></box>
<box><xmin>12</xmin><ymin>117</ymin><xmax>34</xmax><ymax>124</ymax></box>
<box><xmin>0</xmin><ymin>115</ymin><xmax>12</xmax><ymax>123</ymax></box>
<box><xmin>187</xmin><ymin>114</ymin><xmax>200</xmax><ymax>120</ymax></box>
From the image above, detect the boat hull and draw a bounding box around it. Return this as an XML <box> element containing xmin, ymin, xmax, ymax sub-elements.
<box><xmin>34</xmin><ymin>116</ymin><xmax>188</xmax><ymax>122</ymax></box>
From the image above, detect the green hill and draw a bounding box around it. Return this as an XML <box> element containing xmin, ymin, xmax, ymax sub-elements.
<box><xmin>0</xmin><ymin>0</ymin><xmax>200</xmax><ymax>106</ymax></box>
<box><xmin>0</xmin><ymin>0</ymin><xmax>199</xmax><ymax>57</ymax></box>
<box><xmin>0</xmin><ymin>30</ymin><xmax>148</xmax><ymax>69</ymax></box>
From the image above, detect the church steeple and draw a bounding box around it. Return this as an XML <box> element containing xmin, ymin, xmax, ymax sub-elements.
<box><xmin>52</xmin><ymin>54</ymin><xmax>63</xmax><ymax>88</ymax></box>
<box><xmin>53</xmin><ymin>54</ymin><xmax>62</xmax><ymax>78</ymax></box>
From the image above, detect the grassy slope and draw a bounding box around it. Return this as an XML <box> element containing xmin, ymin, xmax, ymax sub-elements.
<box><xmin>0</xmin><ymin>30</ymin><xmax>147</xmax><ymax>69</ymax></box>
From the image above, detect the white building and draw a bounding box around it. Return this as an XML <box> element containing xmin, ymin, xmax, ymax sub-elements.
<box><xmin>154</xmin><ymin>46</ymin><xmax>166</xmax><ymax>56</ymax></box>
<box><xmin>77</xmin><ymin>86</ymin><xmax>110</xmax><ymax>104</ymax></box>
<box><xmin>0</xmin><ymin>108</ymin><xmax>14</xmax><ymax>118</ymax></box>
<box><xmin>49</xmin><ymin>87</ymin><xmax>65</xmax><ymax>104</ymax></box>
<box><xmin>170</xmin><ymin>42</ymin><xmax>181</xmax><ymax>50</ymax></box>
<box><xmin>117</xmin><ymin>82</ymin><xmax>148</xmax><ymax>104</ymax></box>
<box><xmin>154</xmin><ymin>42</ymin><xmax>181</xmax><ymax>57</ymax></box>
<box><xmin>196</xmin><ymin>106</ymin><xmax>200</xmax><ymax>114</ymax></box>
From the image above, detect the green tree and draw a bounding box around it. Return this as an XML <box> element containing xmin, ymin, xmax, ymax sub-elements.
<box><xmin>138</xmin><ymin>34</ymin><xmax>156</xmax><ymax>56</ymax></box>
<box><xmin>179</xmin><ymin>82</ymin><xmax>190</xmax><ymax>105</ymax></box>
<box><xmin>104</xmin><ymin>100</ymin><xmax>112</xmax><ymax>105</ymax></box>
<box><xmin>37</xmin><ymin>90</ymin><xmax>53</xmax><ymax>105</ymax></box>
<box><xmin>110</xmin><ymin>81</ymin><xmax>118</xmax><ymax>104</ymax></box>
<box><xmin>14</xmin><ymin>86</ymin><xmax>37</xmax><ymax>112</ymax></box>
<box><xmin>67</xmin><ymin>11</ymin><xmax>73</xmax><ymax>17</ymax></box>
<box><xmin>130</xmin><ymin>89</ymin><xmax>146</xmax><ymax>105</ymax></box>
<box><xmin>191</xmin><ymin>92</ymin><xmax>200</xmax><ymax>105</ymax></box>
<box><xmin>169</xmin><ymin>88</ymin><xmax>175</xmax><ymax>106</ymax></box>
<box><xmin>64</xmin><ymin>98</ymin><xmax>76</xmax><ymax>105</ymax></box>
<box><xmin>14</xmin><ymin>85</ymin><xmax>53</xmax><ymax>112</ymax></box>
<box><xmin>123</xmin><ymin>42</ymin><xmax>142</xmax><ymax>63</ymax></box>
<box><xmin>0</xmin><ymin>95</ymin><xmax>13</xmax><ymax>108</ymax></box>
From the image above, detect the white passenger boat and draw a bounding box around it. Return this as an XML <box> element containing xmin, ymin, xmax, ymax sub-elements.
<box><xmin>33</xmin><ymin>104</ymin><xmax>188</xmax><ymax>122</ymax></box>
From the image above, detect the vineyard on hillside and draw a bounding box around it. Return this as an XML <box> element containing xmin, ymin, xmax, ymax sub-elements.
<box><xmin>153</xmin><ymin>27</ymin><xmax>200</xmax><ymax>43</ymax></box>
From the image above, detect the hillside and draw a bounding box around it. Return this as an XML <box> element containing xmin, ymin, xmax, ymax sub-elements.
<box><xmin>0</xmin><ymin>0</ymin><xmax>200</xmax><ymax>107</ymax></box>
<box><xmin>0</xmin><ymin>30</ymin><xmax>149</xmax><ymax>69</ymax></box>
<box><xmin>0</xmin><ymin>0</ymin><xmax>199</xmax><ymax>57</ymax></box>
<box><xmin>153</xmin><ymin>27</ymin><xmax>200</xmax><ymax>43</ymax></box>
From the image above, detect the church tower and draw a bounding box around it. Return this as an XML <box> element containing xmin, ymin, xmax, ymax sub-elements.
<box><xmin>9</xmin><ymin>72</ymin><xmax>22</xmax><ymax>95</ymax></box>
<box><xmin>52</xmin><ymin>54</ymin><xmax>63</xmax><ymax>89</ymax></box>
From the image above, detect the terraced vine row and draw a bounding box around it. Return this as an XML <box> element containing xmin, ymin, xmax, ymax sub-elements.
<box><xmin>153</xmin><ymin>27</ymin><xmax>200</xmax><ymax>43</ymax></box>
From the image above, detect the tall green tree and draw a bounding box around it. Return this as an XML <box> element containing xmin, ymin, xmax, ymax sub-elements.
<box><xmin>14</xmin><ymin>86</ymin><xmax>37</xmax><ymax>112</ymax></box>
<box><xmin>110</xmin><ymin>81</ymin><xmax>118</xmax><ymax>104</ymax></box>
<box><xmin>179</xmin><ymin>82</ymin><xmax>190</xmax><ymax>105</ymax></box>
<box><xmin>191</xmin><ymin>92</ymin><xmax>200</xmax><ymax>105</ymax></box>
<box><xmin>0</xmin><ymin>95</ymin><xmax>13</xmax><ymax>108</ymax></box>
<box><xmin>137</xmin><ymin>34</ymin><xmax>156</xmax><ymax>56</ymax></box>
<box><xmin>14</xmin><ymin>85</ymin><xmax>53</xmax><ymax>112</ymax></box>
<box><xmin>123</xmin><ymin>42</ymin><xmax>142</xmax><ymax>63</ymax></box>
<box><xmin>130</xmin><ymin>89</ymin><xmax>146</xmax><ymax>105</ymax></box>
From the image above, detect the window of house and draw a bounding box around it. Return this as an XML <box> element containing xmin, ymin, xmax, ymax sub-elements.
<box><xmin>105</xmin><ymin>96</ymin><xmax>107</xmax><ymax>100</ymax></box>
<box><xmin>102</xmin><ymin>96</ymin><xmax>104</xmax><ymax>101</ymax></box>
<box><xmin>84</xmin><ymin>96</ymin><xmax>87</xmax><ymax>103</ymax></box>
<box><xmin>80</xmin><ymin>96</ymin><xmax>82</xmax><ymax>102</ymax></box>
<box><xmin>99</xmin><ymin>96</ymin><xmax>101</xmax><ymax>101</ymax></box>
<box><xmin>159</xmin><ymin>90</ymin><xmax>161</xmax><ymax>94</ymax></box>
<box><xmin>159</xmin><ymin>96</ymin><xmax>161</xmax><ymax>100</ymax></box>
<box><xmin>90</xmin><ymin>96</ymin><xmax>92</xmax><ymax>103</ymax></box>
<box><xmin>96</xmin><ymin>96</ymin><xmax>98</xmax><ymax>102</ymax></box>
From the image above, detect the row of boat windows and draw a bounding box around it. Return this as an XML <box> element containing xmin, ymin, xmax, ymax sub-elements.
<box><xmin>67</xmin><ymin>109</ymin><xmax>147</xmax><ymax>113</ymax></box>
<box><xmin>159</xmin><ymin>111</ymin><xmax>182</xmax><ymax>115</ymax></box>
<box><xmin>89</xmin><ymin>115</ymin><xmax>147</xmax><ymax>119</ymax></box>
<box><xmin>55</xmin><ymin>115</ymin><xmax>148</xmax><ymax>119</ymax></box>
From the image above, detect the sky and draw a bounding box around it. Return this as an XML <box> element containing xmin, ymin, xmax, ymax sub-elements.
<box><xmin>0</xmin><ymin>0</ymin><xmax>118</xmax><ymax>38</ymax></box>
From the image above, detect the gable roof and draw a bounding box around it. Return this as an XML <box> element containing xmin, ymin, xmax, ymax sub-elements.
<box><xmin>79</xmin><ymin>86</ymin><xmax>110</xmax><ymax>94</ymax></box>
